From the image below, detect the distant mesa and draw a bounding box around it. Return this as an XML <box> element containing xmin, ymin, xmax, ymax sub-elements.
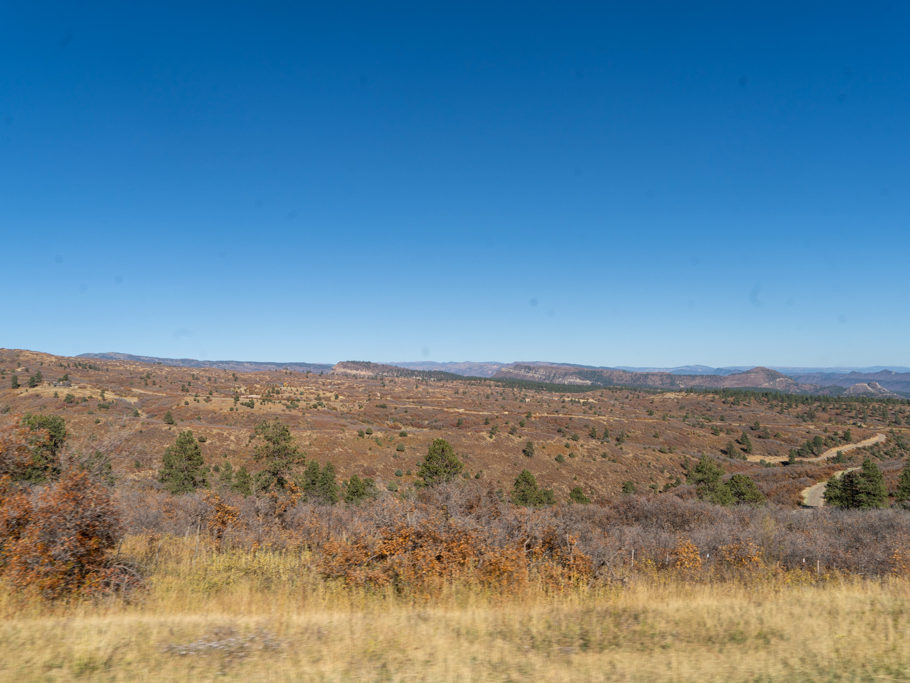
<box><xmin>74</xmin><ymin>353</ymin><xmax>910</xmax><ymax>397</ymax></box>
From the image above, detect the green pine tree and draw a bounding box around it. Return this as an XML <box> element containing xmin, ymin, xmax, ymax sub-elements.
<box><xmin>252</xmin><ymin>420</ymin><xmax>303</xmax><ymax>492</ymax></box>
<box><xmin>416</xmin><ymin>438</ymin><xmax>463</xmax><ymax>486</ymax></box>
<box><xmin>510</xmin><ymin>469</ymin><xmax>555</xmax><ymax>507</ymax></box>
<box><xmin>20</xmin><ymin>413</ymin><xmax>66</xmax><ymax>483</ymax></box>
<box><xmin>343</xmin><ymin>474</ymin><xmax>378</xmax><ymax>505</ymax></box>
<box><xmin>895</xmin><ymin>463</ymin><xmax>910</xmax><ymax>509</ymax></box>
<box><xmin>727</xmin><ymin>474</ymin><xmax>765</xmax><ymax>504</ymax></box>
<box><xmin>569</xmin><ymin>485</ymin><xmax>591</xmax><ymax>504</ymax></box>
<box><xmin>232</xmin><ymin>466</ymin><xmax>252</xmax><ymax>496</ymax></box>
<box><xmin>159</xmin><ymin>430</ymin><xmax>208</xmax><ymax>494</ymax></box>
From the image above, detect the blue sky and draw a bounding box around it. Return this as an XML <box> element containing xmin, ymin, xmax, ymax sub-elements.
<box><xmin>2</xmin><ymin>2</ymin><xmax>908</xmax><ymax>366</ymax></box>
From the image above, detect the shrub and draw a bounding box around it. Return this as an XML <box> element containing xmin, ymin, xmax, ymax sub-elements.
<box><xmin>510</xmin><ymin>469</ymin><xmax>555</xmax><ymax>507</ymax></box>
<box><xmin>522</xmin><ymin>440</ymin><xmax>535</xmax><ymax>458</ymax></box>
<box><xmin>569</xmin><ymin>486</ymin><xmax>591</xmax><ymax>504</ymax></box>
<box><xmin>5</xmin><ymin>470</ymin><xmax>122</xmax><ymax>599</ymax></box>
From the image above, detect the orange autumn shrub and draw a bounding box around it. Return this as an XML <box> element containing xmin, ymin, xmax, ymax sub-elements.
<box><xmin>319</xmin><ymin>508</ymin><xmax>592</xmax><ymax>593</ymax></box>
<box><xmin>4</xmin><ymin>470</ymin><xmax>123</xmax><ymax>599</ymax></box>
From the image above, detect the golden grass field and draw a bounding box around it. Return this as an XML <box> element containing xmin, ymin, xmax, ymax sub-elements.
<box><xmin>1</xmin><ymin>536</ymin><xmax>908</xmax><ymax>682</ymax></box>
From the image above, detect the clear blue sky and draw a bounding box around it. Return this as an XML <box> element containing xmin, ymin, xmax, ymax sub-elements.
<box><xmin>2</xmin><ymin>2</ymin><xmax>908</xmax><ymax>366</ymax></box>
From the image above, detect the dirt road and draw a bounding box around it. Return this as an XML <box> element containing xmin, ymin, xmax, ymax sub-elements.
<box><xmin>748</xmin><ymin>433</ymin><xmax>886</xmax><ymax>464</ymax></box>
<box><xmin>798</xmin><ymin>433</ymin><xmax>886</xmax><ymax>507</ymax></box>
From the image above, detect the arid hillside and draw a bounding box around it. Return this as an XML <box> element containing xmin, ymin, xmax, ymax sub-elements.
<box><xmin>2</xmin><ymin>348</ymin><xmax>909</xmax><ymax>506</ymax></box>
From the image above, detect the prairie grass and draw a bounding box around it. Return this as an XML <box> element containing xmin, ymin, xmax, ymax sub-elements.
<box><xmin>0</xmin><ymin>535</ymin><xmax>908</xmax><ymax>681</ymax></box>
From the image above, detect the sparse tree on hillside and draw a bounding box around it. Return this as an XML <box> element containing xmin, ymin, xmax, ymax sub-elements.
<box><xmin>739</xmin><ymin>431</ymin><xmax>753</xmax><ymax>454</ymax></box>
<box><xmin>343</xmin><ymin>475</ymin><xmax>378</xmax><ymax>505</ymax></box>
<box><xmin>522</xmin><ymin>440</ymin><xmax>535</xmax><ymax>458</ymax></box>
<box><xmin>159</xmin><ymin>431</ymin><xmax>208</xmax><ymax>494</ymax></box>
<box><xmin>689</xmin><ymin>456</ymin><xmax>734</xmax><ymax>505</ymax></box>
<box><xmin>10</xmin><ymin>374</ymin><xmax>19</xmax><ymax>389</ymax></box>
<box><xmin>252</xmin><ymin>420</ymin><xmax>303</xmax><ymax>492</ymax></box>
<box><xmin>416</xmin><ymin>438</ymin><xmax>463</xmax><ymax>487</ymax></box>
<box><xmin>233</xmin><ymin>466</ymin><xmax>252</xmax><ymax>496</ymax></box>
<box><xmin>569</xmin><ymin>485</ymin><xmax>591</xmax><ymax>504</ymax></box>
<box><xmin>727</xmin><ymin>474</ymin><xmax>765</xmax><ymax>504</ymax></box>
<box><xmin>510</xmin><ymin>469</ymin><xmax>555</xmax><ymax>507</ymax></box>
<box><xmin>163</xmin><ymin>410</ymin><xmax>176</xmax><ymax>425</ymax></box>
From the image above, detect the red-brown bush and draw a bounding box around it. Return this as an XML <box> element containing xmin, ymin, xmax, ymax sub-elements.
<box><xmin>3</xmin><ymin>470</ymin><xmax>123</xmax><ymax>599</ymax></box>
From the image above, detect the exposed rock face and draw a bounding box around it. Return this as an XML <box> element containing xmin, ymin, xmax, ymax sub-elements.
<box><xmin>492</xmin><ymin>364</ymin><xmax>815</xmax><ymax>393</ymax></box>
<box><xmin>843</xmin><ymin>381</ymin><xmax>900</xmax><ymax>398</ymax></box>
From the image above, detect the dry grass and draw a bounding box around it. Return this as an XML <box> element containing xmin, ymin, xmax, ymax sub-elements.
<box><xmin>0</xmin><ymin>536</ymin><xmax>908</xmax><ymax>681</ymax></box>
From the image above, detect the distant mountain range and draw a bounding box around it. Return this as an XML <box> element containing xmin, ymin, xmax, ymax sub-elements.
<box><xmin>78</xmin><ymin>353</ymin><xmax>910</xmax><ymax>397</ymax></box>
<box><xmin>77</xmin><ymin>352</ymin><xmax>332</xmax><ymax>374</ymax></box>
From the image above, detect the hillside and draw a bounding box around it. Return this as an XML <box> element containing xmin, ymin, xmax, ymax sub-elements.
<box><xmin>3</xmin><ymin>348</ymin><xmax>909</xmax><ymax>506</ymax></box>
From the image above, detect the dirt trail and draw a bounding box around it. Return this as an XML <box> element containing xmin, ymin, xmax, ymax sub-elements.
<box><xmin>798</xmin><ymin>433</ymin><xmax>886</xmax><ymax>507</ymax></box>
<box><xmin>748</xmin><ymin>433</ymin><xmax>886</xmax><ymax>464</ymax></box>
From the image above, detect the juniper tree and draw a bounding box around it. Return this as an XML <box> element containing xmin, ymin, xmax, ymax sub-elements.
<box><xmin>343</xmin><ymin>474</ymin><xmax>378</xmax><ymax>505</ymax></box>
<box><xmin>510</xmin><ymin>469</ymin><xmax>555</xmax><ymax>507</ymax></box>
<box><xmin>416</xmin><ymin>438</ymin><xmax>463</xmax><ymax>486</ymax></box>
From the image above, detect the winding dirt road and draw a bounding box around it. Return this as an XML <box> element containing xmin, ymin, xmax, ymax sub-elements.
<box><xmin>748</xmin><ymin>433</ymin><xmax>886</xmax><ymax>464</ymax></box>
<box><xmin>799</xmin><ymin>433</ymin><xmax>886</xmax><ymax>507</ymax></box>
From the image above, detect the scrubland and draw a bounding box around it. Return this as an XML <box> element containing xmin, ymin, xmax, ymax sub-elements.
<box><xmin>2</xmin><ymin>349</ymin><xmax>910</xmax><ymax>681</ymax></box>
<box><xmin>1</xmin><ymin>537</ymin><xmax>908</xmax><ymax>681</ymax></box>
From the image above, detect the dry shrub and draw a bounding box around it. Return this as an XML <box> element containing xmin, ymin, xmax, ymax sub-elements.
<box><xmin>3</xmin><ymin>470</ymin><xmax>123</xmax><ymax>599</ymax></box>
<box><xmin>0</xmin><ymin>475</ymin><xmax>32</xmax><ymax>566</ymax></box>
<box><xmin>672</xmin><ymin>539</ymin><xmax>703</xmax><ymax>573</ymax></box>
<box><xmin>319</xmin><ymin>504</ymin><xmax>591</xmax><ymax>593</ymax></box>
<box><xmin>202</xmin><ymin>492</ymin><xmax>240</xmax><ymax>541</ymax></box>
<box><xmin>0</xmin><ymin>422</ymin><xmax>37</xmax><ymax>480</ymax></box>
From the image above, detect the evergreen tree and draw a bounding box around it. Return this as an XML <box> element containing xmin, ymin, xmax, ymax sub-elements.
<box><xmin>895</xmin><ymin>463</ymin><xmax>910</xmax><ymax>509</ymax></box>
<box><xmin>252</xmin><ymin>420</ymin><xmax>303</xmax><ymax>492</ymax></box>
<box><xmin>159</xmin><ymin>431</ymin><xmax>208</xmax><ymax>494</ymax></box>
<box><xmin>10</xmin><ymin>374</ymin><xmax>19</xmax><ymax>389</ymax></box>
<box><xmin>725</xmin><ymin>440</ymin><xmax>740</xmax><ymax>458</ymax></box>
<box><xmin>217</xmin><ymin>461</ymin><xmax>234</xmax><ymax>490</ymax></box>
<box><xmin>510</xmin><ymin>469</ymin><xmax>555</xmax><ymax>507</ymax></box>
<box><xmin>727</xmin><ymin>474</ymin><xmax>765</xmax><ymax>504</ymax></box>
<box><xmin>851</xmin><ymin>459</ymin><xmax>887</xmax><ymax>509</ymax></box>
<box><xmin>739</xmin><ymin>431</ymin><xmax>753</xmax><ymax>455</ymax></box>
<box><xmin>569</xmin><ymin>485</ymin><xmax>591</xmax><ymax>504</ymax></box>
<box><xmin>689</xmin><ymin>456</ymin><xmax>734</xmax><ymax>505</ymax></box>
<box><xmin>21</xmin><ymin>413</ymin><xmax>66</xmax><ymax>483</ymax></box>
<box><xmin>522</xmin><ymin>440</ymin><xmax>535</xmax><ymax>458</ymax></box>
<box><xmin>826</xmin><ymin>459</ymin><xmax>887</xmax><ymax>509</ymax></box>
<box><xmin>823</xmin><ymin>474</ymin><xmax>847</xmax><ymax>507</ymax></box>
<box><xmin>163</xmin><ymin>410</ymin><xmax>176</xmax><ymax>425</ymax></box>
<box><xmin>232</xmin><ymin>466</ymin><xmax>252</xmax><ymax>496</ymax></box>
<box><xmin>416</xmin><ymin>438</ymin><xmax>463</xmax><ymax>486</ymax></box>
<box><xmin>343</xmin><ymin>474</ymin><xmax>378</xmax><ymax>505</ymax></box>
<box><xmin>315</xmin><ymin>462</ymin><xmax>339</xmax><ymax>504</ymax></box>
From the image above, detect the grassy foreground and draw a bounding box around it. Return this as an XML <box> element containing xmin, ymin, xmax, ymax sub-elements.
<box><xmin>0</xmin><ymin>538</ymin><xmax>908</xmax><ymax>682</ymax></box>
